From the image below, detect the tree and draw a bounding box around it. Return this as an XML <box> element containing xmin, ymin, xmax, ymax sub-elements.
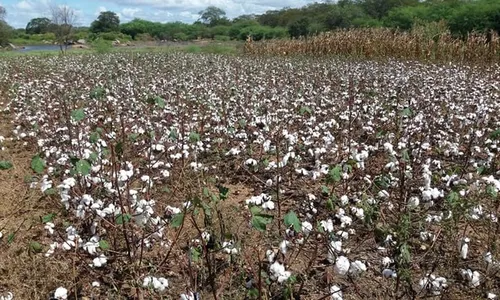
<box><xmin>0</xmin><ymin>6</ymin><xmax>6</xmax><ymax>20</ymax></box>
<box><xmin>198</xmin><ymin>6</ymin><xmax>226</xmax><ymax>26</ymax></box>
<box><xmin>26</xmin><ymin>17</ymin><xmax>52</xmax><ymax>34</ymax></box>
<box><xmin>50</xmin><ymin>5</ymin><xmax>76</xmax><ymax>53</ymax></box>
<box><xmin>288</xmin><ymin>17</ymin><xmax>310</xmax><ymax>38</ymax></box>
<box><xmin>0</xmin><ymin>6</ymin><xmax>11</xmax><ymax>47</ymax></box>
<box><xmin>91</xmin><ymin>11</ymin><xmax>120</xmax><ymax>33</ymax></box>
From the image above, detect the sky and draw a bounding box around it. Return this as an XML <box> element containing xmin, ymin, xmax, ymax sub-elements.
<box><xmin>0</xmin><ymin>0</ymin><xmax>322</xmax><ymax>29</ymax></box>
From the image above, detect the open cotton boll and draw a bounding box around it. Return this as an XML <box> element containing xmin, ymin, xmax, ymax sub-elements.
<box><xmin>92</xmin><ymin>254</ymin><xmax>108</xmax><ymax>267</ymax></box>
<box><xmin>0</xmin><ymin>292</ymin><xmax>13</xmax><ymax>300</ymax></box>
<box><xmin>330</xmin><ymin>285</ymin><xmax>343</xmax><ymax>300</ymax></box>
<box><xmin>334</xmin><ymin>256</ymin><xmax>350</xmax><ymax>275</ymax></box>
<box><xmin>181</xmin><ymin>292</ymin><xmax>196</xmax><ymax>300</ymax></box>
<box><xmin>328</xmin><ymin>240</ymin><xmax>343</xmax><ymax>263</ymax></box>
<box><xmin>269</xmin><ymin>261</ymin><xmax>291</xmax><ymax>283</ymax></box>
<box><xmin>349</xmin><ymin>260</ymin><xmax>367</xmax><ymax>276</ymax></box>
<box><xmin>54</xmin><ymin>287</ymin><xmax>68</xmax><ymax>300</ymax></box>
<box><xmin>487</xmin><ymin>293</ymin><xmax>498</xmax><ymax>299</ymax></box>
<box><xmin>460</xmin><ymin>269</ymin><xmax>480</xmax><ymax>288</ymax></box>
<box><xmin>382</xmin><ymin>269</ymin><xmax>397</xmax><ymax>278</ymax></box>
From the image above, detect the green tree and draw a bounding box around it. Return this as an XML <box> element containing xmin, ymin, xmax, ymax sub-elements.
<box><xmin>288</xmin><ymin>17</ymin><xmax>310</xmax><ymax>38</ymax></box>
<box><xmin>91</xmin><ymin>11</ymin><xmax>120</xmax><ymax>33</ymax></box>
<box><xmin>198</xmin><ymin>6</ymin><xmax>227</xmax><ymax>26</ymax></box>
<box><xmin>26</xmin><ymin>17</ymin><xmax>52</xmax><ymax>34</ymax></box>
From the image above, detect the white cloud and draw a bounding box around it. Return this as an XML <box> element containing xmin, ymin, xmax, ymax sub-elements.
<box><xmin>15</xmin><ymin>1</ymin><xmax>33</xmax><ymax>10</ymax></box>
<box><xmin>122</xmin><ymin>7</ymin><xmax>141</xmax><ymax>18</ymax></box>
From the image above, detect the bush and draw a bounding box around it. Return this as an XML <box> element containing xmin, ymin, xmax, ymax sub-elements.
<box><xmin>136</xmin><ymin>33</ymin><xmax>154</xmax><ymax>41</ymax></box>
<box><xmin>173</xmin><ymin>32</ymin><xmax>189</xmax><ymax>41</ymax></box>
<box><xmin>92</xmin><ymin>39</ymin><xmax>113</xmax><ymax>54</ymax></box>
<box><xmin>214</xmin><ymin>35</ymin><xmax>230</xmax><ymax>41</ymax></box>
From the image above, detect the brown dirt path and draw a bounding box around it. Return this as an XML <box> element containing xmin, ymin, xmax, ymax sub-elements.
<box><xmin>0</xmin><ymin>93</ymin><xmax>71</xmax><ymax>299</ymax></box>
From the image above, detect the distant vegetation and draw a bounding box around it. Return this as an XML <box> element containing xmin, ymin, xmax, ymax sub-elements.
<box><xmin>0</xmin><ymin>0</ymin><xmax>499</xmax><ymax>48</ymax></box>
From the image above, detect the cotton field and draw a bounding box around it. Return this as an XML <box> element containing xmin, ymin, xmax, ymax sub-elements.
<box><xmin>0</xmin><ymin>53</ymin><xmax>499</xmax><ymax>299</ymax></box>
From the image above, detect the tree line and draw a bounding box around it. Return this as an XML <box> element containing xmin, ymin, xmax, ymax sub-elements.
<box><xmin>1</xmin><ymin>0</ymin><xmax>499</xmax><ymax>47</ymax></box>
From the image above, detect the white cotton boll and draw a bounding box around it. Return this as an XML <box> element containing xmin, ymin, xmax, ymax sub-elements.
<box><xmin>262</xmin><ymin>200</ymin><xmax>275</xmax><ymax>210</ymax></box>
<box><xmin>340</xmin><ymin>195</ymin><xmax>349</xmax><ymax>206</ymax></box>
<box><xmin>266</xmin><ymin>179</ymin><xmax>273</xmax><ymax>187</ymax></box>
<box><xmin>328</xmin><ymin>240</ymin><xmax>342</xmax><ymax>263</ymax></box>
<box><xmin>330</xmin><ymin>285</ymin><xmax>343</xmax><ymax>300</ymax></box>
<box><xmin>320</xmin><ymin>219</ymin><xmax>334</xmax><ymax>232</ymax></box>
<box><xmin>487</xmin><ymin>293</ymin><xmax>497</xmax><ymax>299</ymax></box>
<box><xmin>382</xmin><ymin>269</ymin><xmax>397</xmax><ymax>278</ymax></box>
<box><xmin>339</xmin><ymin>215</ymin><xmax>352</xmax><ymax>228</ymax></box>
<box><xmin>54</xmin><ymin>287</ymin><xmax>68</xmax><ymax>299</ymax></box>
<box><xmin>461</xmin><ymin>269</ymin><xmax>480</xmax><ymax>288</ymax></box>
<box><xmin>44</xmin><ymin>222</ymin><xmax>55</xmax><ymax>235</ymax></box>
<box><xmin>378</xmin><ymin>190</ymin><xmax>389</xmax><ymax>198</ymax></box>
<box><xmin>349</xmin><ymin>260</ymin><xmax>367</xmax><ymax>276</ymax></box>
<box><xmin>334</xmin><ymin>256</ymin><xmax>350</xmax><ymax>275</ymax></box>
<box><xmin>266</xmin><ymin>249</ymin><xmax>276</xmax><ymax>263</ymax></box>
<box><xmin>181</xmin><ymin>292</ymin><xmax>196</xmax><ymax>300</ymax></box>
<box><xmin>92</xmin><ymin>254</ymin><xmax>107</xmax><ymax>267</ymax></box>
<box><xmin>0</xmin><ymin>292</ymin><xmax>13</xmax><ymax>300</ymax></box>
<box><xmin>279</xmin><ymin>240</ymin><xmax>290</xmax><ymax>254</ymax></box>
<box><xmin>92</xmin><ymin>281</ymin><xmax>100</xmax><ymax>287</ymax></box>
<box><xmin>381</xmin><ymin>257</ymin><xmax>393</xmax><ymax>267</ymax></box>
<box><xmin>302</xmin><ymin>221</ymin><xmax>312</xmax><ymax>235</ymax></box>
<box><xmin>407</xmin><ymin>196</ymin><xmax>420</xmax><ymax>209</ymax></box>
<box><xmin>269</xmin><ymin>262</ymin><xmax>291</xmax><ymax>283</ymax></box>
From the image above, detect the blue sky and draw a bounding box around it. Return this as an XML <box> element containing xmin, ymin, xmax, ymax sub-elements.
<box><xmin>0</xmin><ymin>0</ymin><xmax>320</xmax><ymax>29</ymax></box>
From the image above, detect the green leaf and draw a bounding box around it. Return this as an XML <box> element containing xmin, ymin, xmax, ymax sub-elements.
<box><xmin>90</xmin><ymin>87</ymin><xmax>106</xmax><ymax>99</ymax></box>
<box><xmin>115</xmin><ymin>142</ymin><xmax>124</xmax><ymax>158</ymax></box>
<box><xmin>171</xmin><ymin>213</ymin><xmax>184</xmax><ymax>228</ymax></box>
<box><xmin>327</xmin><ymin>165</ymin><xmax>342</xmax><ymax>183</ymax></box>
<box><xmin>154</xmin><ymin>96</ymin><xmax>166</xmax><ymax>109</ymax></box>
<box><xmin>75</xmin><ymin>159</ymin><xmax>91</xmax><ymax>176</ymax></box>
<box><xmin>169</xmin><ymin>128</ymin><xmax>178</xmax><ymax>141</ymax></box>
<box><xmin>44</xmin><ymin>188</ymin><xmax>57</xmax><ymax>195</ymax></box>
<box><xmin>487</xmin><ymin>185</ymin><xmax>498</xmax><ymax>199</ymax></box>
<box><xmin>89</xmin><ymin>131</ymin><xmax>100</xmax><ymax>144</ymax></box>
<box><xmin>116</xmin><ymin>214</ymin><xmax>131</xmax><ymax>225</ymax></box>
<box><xmin>401</xmin><ymin>107</ymin><xmax>413</xmax><ymax>117</ymax></box>
<box><xmin>190</xmin><ymin>247</ymin><xmax>201</xmax><ymax>262</ymax></box>
<box><xmin>299</xmin><ymin>106</ymin><xmax>312</xmax><ymax>115</ymax></box>
<box><xmin>326</xmin><ymin>198</ymin><xmax>334</xmax><ymax>211</ymax></box>
<box><xmin>29</xmin><ymin>241</ymin><xmax>43</xmax><ymax>253</ymax></box>
<box><xmin>31</xmin><ymin>155</ymin><xmax>45</xmax><ymax>174</ymax></box>
<box><xmin>321</xmin><ymin>185</ymin><xmax>330</xmax><ymax>195</ymax></box>
<box><xmin>7</xmin><ymin>233</ymin><xmax>14</xmax><ymax>244</ymax></box>
<box><xmin>42</xmin><ymin>213</ymin><xmax>56</xmax><ymax>223</ymax></box>
<box><xmin>189</xmin><ymin>132</ymin><xmax>200</xmax><ymax>143</ymax></box>
<box><xmin>89</xmin><ymin>152</ymin><xmax>98</xmax><ymax>162</ymax></box>
<box><xmin>238</xmin><ymin>119</ymin><xmax>247</xmax><ymax>128</ymax></box>
<box><xmin>99</xmin><ymin>240</ymin><xmax>110</xmax><ymax>250</ymax></box>
<box><xmin>0</xmin><ymin>161</ymin><xmax>13</xmax><ymax>170</ymax></box>
<box><xmin>71</xmin><ymin>109</ymin><xmax>85</xmax><ymax>122</ymax></box>
<box><xmin>401</xmin><ymin>149</ymin><xmax>410</xmax><ymax>162</ymax></box>
<box><xmin>218</xmin><ymin>185</ymin><xmax>229</xmax><ymax>200</ymax></box>
<box><xmin>129</xmin><ymin>133</ymin><xmax>139</xmax><ymax>142</ymax></box>
<box><xmin>284</xmin><ymin>211</ymin><xmax>301</xmax><ymax>232</ymax></box>
<box><xmin>250</xmin><ymin>206</ymin><xmax>273</xmax><ymax>232</ymax></box>
<box><xmin>490</xmin><ymin>129</ymin><xmax>500</xmax><ymax>140</ymax></box>
<box><xmin>251</xmin><ymin>214</ymin><xmax>273</xmax><ymax>232</ymax></box>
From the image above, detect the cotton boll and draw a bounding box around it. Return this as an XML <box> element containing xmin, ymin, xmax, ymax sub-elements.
<box><xmin>279</xmin><ymin>240</ymin><xmax>290</xmax><ymax>255</ymax></box>
<box><xmin>54</xmin><ymin>287</ymin><xmax>68</xmax><ymax>299</ymax></box>
<box><xmin>487</xmin><ymin>293</ymin><xmax>497</xmax><ymax>299</ymax></box>
<box><xmin>349</xmin><ymin>260</ymin><xmax>367</xmax><ymax>276</ymax></box>
<box><xmin>334</xmin><ymin>256</ymin><xmax>350</xmax><ymax>275</ymax></box>
<box><xmin>328</xmin><ymin>240</ymin><xmax>342</xmax><ymax>263</ymax></box>
<box><xmin>382</xmin><ymin>269</ymin><xmax>397</xmax><ymax>278</ymax></box>
<box><xmin>302</xmin><ymin>221</ymin><xmax>312</xmax><ymax>235</ymax></box>
<box><xmin>407</xmin><ymin>196</ymin><xmax>420</xmax><ymax>209</ymax></box>
<box><xmin>269</xmin><ymin>261</ymin><xmax>291</xmax><ymax>283</ymax></box>
<box><xmin>330</xmin><ymin>285</ymin><xmax>343</xmax><ymax>300</ymax></box>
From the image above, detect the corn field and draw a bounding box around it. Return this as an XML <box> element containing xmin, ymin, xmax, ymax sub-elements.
<box><xmin>244</xmin><ymin>27</ymin><xmax>500</xmax><ymax>64</ymax></box>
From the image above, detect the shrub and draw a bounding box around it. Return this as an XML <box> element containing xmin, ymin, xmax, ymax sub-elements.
<box><xmin>92</xmin><ymin>39</ymin><xmax>113</xmax><ymax>54</ymax></box>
